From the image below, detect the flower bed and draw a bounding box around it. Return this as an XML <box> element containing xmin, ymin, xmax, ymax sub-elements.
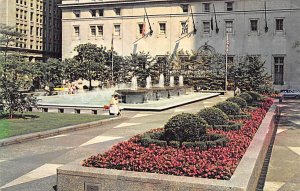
<box><xmin>82</xmin><ymin>98</ymin><xmax>273</xmax><ymax>180</ymax></box>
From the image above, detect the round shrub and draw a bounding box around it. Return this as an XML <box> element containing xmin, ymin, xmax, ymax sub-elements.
<box><xmin>164</xmin><ymin>113</ymin><xmax>207</xmax><ymax>143</ymax></box>
<box><xmin>246</xmin><ymin>91</ymin><xmax>263</xmax><ymax>102</ymax></box>
<box><xmin>238</xmin><ymin>92</ymin><xmax>253</xmax><ymax>104</ymax></box>
<box><xmin>214</xmin><ymin>101</ymin><xmax>240</xmax><ymax>115</ymax></box>
<box><xmin>226</xmin><ymin>97</ymin><xmax>247</xmax><ymax>108</ymax></box>
<box><xmin>198</xmin><ymin>107</ymin><xmax>229</xmax><ymax>126</ymax></box>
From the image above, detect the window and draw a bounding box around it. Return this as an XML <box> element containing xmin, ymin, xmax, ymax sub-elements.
<box><xmin>98</xmin><ymin>9</ymin><xmax>104</xmax><ymax>16</ymax></box>
<box><xmin>159</xmin><ymin>23</ymin><xmax>166</xmax><ymax>34</ymax></box>
<box><xmin>114</xmin><ymin>8</ymin><xmax>121</xmax><ymax>16</ymax></box>
<box><xmin>226</xmin><ymin>2</ymin><xmax>234</xmax><ymax>11</ymax></box>
<box><xmin>30</xmin><ymin>12</ymin><xmax>33</xmax><ymax>21</ymax></box>
<box><xmin>90</xmin><ymin>10</ymin><xmax>96</xmax><ymax>17</ymax></box>
<box><xmin>203</xmin><ymin>21</ymin><xmax>210</xmax><ymax>33</ymax></box>
<box><xmin>97</xmin><ymin>25</ymin><xmax>103</xmax><ymax>36</ymax></box>
<box><xmin>114</xmin><ymin>24</ymin><xmax>120</xmax><ymax>36</ymax></box>
<box><xmin>274</xmin><ymin>57</ymin><xmax>284</xmax><ymax>85</ymax></box>
<box><xmin>250</xmin><ymin>19</ymin><xmax>258</xmax><ymax>32</ymax></box>
<box><xmin>30</xmin><ymin>26</ymin><xmax>33</xmax><ymax>35</ymax></box>
<box><xmin>227</xmin><ymin>56</ymin><xmax>234</xmax><ymax>63</ymax></box>
<box><xmin>74</xmin><ymin>26</ymin><xmax>79</xmax><ymax>36</ymax></box>
<box><xmin>181</xmin><ymin>22</ymin><xmax>188</xmax><ymax>35</ymax></box>
<box><xmin>182</xmin><ymin>4</ymin><xmax>189</xmax><ymax>13</ymax></box>
<box><xmin>138</xmin><ymin>23</ymin><xmax>144</xmax><ymax>35</ymax></box>
<box><xmin>225</xmin><ymin>20</ymin><xmax>233</xmax><ymax>33</ymax></box>
<box><xmin>203</xmin><ymin>3</ymin><xmax>210</xmax><ymax>12</ymax></box>
<box><xmin>276</xmin><ymin>19</ymin><xmax>283</xmax><ymax>31</ymax></box>
<box><xmin>73</xmin><ymin>10</ymin><xmax>80</xmax><ymax>18</ymax></box>
<box><xmin>90</xmin><ymin>26</ymin><xmax>96</xmax><ymax>36</ymax></box>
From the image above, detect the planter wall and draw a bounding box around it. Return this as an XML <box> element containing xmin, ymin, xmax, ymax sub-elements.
<box><xmin>57</xmin><ymin>105</ymin><xmax>278</xmax><ymax>191</ymax></box>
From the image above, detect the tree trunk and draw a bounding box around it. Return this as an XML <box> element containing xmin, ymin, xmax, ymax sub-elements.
<box><xmin>89</xmin><ymin>79</ymin><xmax>92</xmax><ymax>90</ymax></box>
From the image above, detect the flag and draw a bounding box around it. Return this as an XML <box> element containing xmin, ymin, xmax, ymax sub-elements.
<box><xmin>142</xmin><ymin>15</ymin><xmax>146</xmax><ymax>37</ymax></box>
<box><xmin>111</xmin><ymin>33</ymin><xmax>114</xmax><ymax>51</ymax></box>
<box><xmin>211</xmin><ymin>15</ymin><xmax>214</xmax><ymax>30</ymax></box>
<box><xmin>225</xmin><ymin>33</ymin><xmax>230</xmax><ymax>54</ymax></box>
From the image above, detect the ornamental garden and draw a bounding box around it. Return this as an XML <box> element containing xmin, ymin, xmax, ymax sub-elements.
<box><xmin>82</xmin><ymin>92</ymin><xmax>274</xmax><ymax>180</ymax></box>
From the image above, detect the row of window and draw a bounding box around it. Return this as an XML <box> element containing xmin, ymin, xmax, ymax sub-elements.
<box><xmin>73</xmin><ymin>2</ymin><xmax>235</xmax><ymax>18</ymax></box>
<box><xmin>73</xmin><ymin>18</ymin><xmax>285</xmax><ymax>37</ymax></box>
<box><xmin>16</xmin><ymin>0</ymin><xmax>43</xmax><ymax>10</ymax></box>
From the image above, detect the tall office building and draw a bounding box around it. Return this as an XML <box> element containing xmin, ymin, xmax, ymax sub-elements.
<box><xmin>0</xmin><ymin>0</ymin><xmax>62</xmax><ymax>60</ymax></box>
<box><xmin>60</xmin><ymin>0</ymin><xmax>300</xmax><ymax>89</ymax></box>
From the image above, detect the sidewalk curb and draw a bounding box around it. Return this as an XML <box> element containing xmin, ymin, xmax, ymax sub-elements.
<box><xmin>0</xmin><ymin>116</ymin><xmax>126</xmax><ymax>147</ymax></box>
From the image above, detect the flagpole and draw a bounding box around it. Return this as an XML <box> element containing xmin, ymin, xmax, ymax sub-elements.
<box><xmin>111</xmin><ymin>33</ymin><xmax>114</xmax><ymax>83</ymax></box>
<box><xmin>225</xmin><ymin>33</ymin><xmax>229</xmax><ymax>92</ymax></box>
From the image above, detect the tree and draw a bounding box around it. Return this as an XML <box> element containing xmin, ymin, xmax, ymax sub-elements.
<box><xmin>68</xmin><ymin>43</ymin><xmax>108</xmax><ymax>89</ymax></box>
<box><xmin>0</xmin><ymin>55</ymin><xmax>37</xmax><ymax>119</ymax></box>
<box><xmin>33</xmin><ymin>58</ymin><xmax>67</xmax><ymax>90</ymax></box>
<box><xmin>0</xmin><ymin>24</ymin><xmax>23</xmax><ymax>61</ymax></box>
<box><xmin>228</xmin><ymin>56</ymin><xmax>272</xmax><ymax>92</ymax></box>
<box><xmin>124</xmin><ymin>52</ymin><xmax>155</xmax><ymax>87</ymax></box>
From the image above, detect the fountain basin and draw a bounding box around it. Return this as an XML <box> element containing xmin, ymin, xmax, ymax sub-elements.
<box><xmin>116</xmin><ymin>86</ymin><xmax>190</xmax><ymax>104</ymax></box>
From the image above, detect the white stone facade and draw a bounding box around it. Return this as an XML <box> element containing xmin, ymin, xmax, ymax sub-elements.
<box><xmin>60</xmin><ymin>0</ymin><xmax>300</xmax><ymax>89</ymax></box>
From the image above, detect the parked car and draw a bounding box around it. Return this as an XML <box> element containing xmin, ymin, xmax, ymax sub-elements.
<box><xmin>280</xmin><ymin>89</ymin><xmax>300</xmax><ymax>98</ymax></box>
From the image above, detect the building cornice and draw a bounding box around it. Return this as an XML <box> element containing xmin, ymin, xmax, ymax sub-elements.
<box><xmin>59</xmin><ymin>0</ymin><xmax>216</xmax><ymax>8</ymax></box>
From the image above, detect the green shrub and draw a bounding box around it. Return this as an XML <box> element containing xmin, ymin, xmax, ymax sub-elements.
<box><xmin>197</xmin><ymin>107</ymin><xmax>228</xmax><ymax>126</ymax></box>
<box><xmin>164</xmin><ymin>113</ymin><xmax>207</xmax><ymax>143</ymax></box>
<box><xmin>246</xmin><ymin>91</ymin><xmax>263</xmax><ymax>102</ymax></box>
<box><xmin>226</xmin><ymin>97</ymin><xmax>247</xmax><ymax>108</ymax></box>
<box><xmin>214</xmin><ymin>101</ymin><xmax>240</xmax><ymax>115</ymax></box>
<box><xmin>239</xmin><ymin>92</ymin><xmax>253</xmax><ymax>104</ymax></box>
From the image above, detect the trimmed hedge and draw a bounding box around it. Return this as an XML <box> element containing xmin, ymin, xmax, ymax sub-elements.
<box><xmin>214</xmin><ymin>101</ymin><xmax>240</xmax><ymax>115</ymax></box>
<box><xmin>247</xmin><ymin>91</ymin><xmax>263</xmax><ymax>102</ymax></box>
<box><xmin>198</xmin><ymin>107</ymin><xmax>229</xmax><ymax>126</ymax></box>
<box><xmin>212</xmin><ymin>122</ymin><xmax>243</xmax><ymax>131</ymax></box>
<box><xmin>226</xmin><ymin>97</ymin><xmax>247</xmax><ymax>109</ymax></box>
<box><xmin>228</xmin><ymin>114</ymin><xmax>252</xmax><ymax>120</ymax></box>
<box><xmin>239</xmin><ymin>92</ymin><xmax>253</xmax><ymax>104</ymax></box>
<box><xmin>164</xmin><ymin>113</ymin><xmax>208</xmax><ymax>143</ymax></box>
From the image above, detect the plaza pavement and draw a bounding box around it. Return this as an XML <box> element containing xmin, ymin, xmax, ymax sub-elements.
<box><xmin>2</xmin><ymin>93</ymin><xmax>298</xmax><ymax>191</ymax></box>
<box><xmin>262</xmin><ymin>99</ymin><xmax>300</xmax><ymax>191</ymax></box>
<box><xmin>0</xmin><ymin>94</ymin><xmax>230</xmax><ymax>191</ymax></box>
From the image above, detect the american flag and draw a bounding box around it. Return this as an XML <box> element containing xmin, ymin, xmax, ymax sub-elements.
<box><xmin>225</xmin><ymin>33</ymin><xmax>230</xmax><ymax>54</ymax></box>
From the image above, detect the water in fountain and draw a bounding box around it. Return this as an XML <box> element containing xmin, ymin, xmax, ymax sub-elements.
<box><xmin>159</xmin><ymin>74</ymin><xmax>164</xmax><ymax>88</ymax></box>
<box><xmin>131</xmin><ymin>76</ymin><xmax>138</xmax><ymax>90</ymax></box>
<box><xmin>38</xmin><ymin>83</ymin><xmax>130</xmax><ymax>107</ymax></box>
<box><xmin>146</xmin><ymin>76</ymin><xmax>152</xmax><ymax>89</ymax></box>
<box><xmin>179</xmin><ymin>75</ymin><xmax>184</xmax><ymax>86</ymax></box>
<box><xmin>170</xmin><ymin>76</ymin><xmax>174</xmax><ymax>87</ymax></box>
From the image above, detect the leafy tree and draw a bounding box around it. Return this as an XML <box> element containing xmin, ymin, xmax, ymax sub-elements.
<box><xmin>124</xmin><ymin>52</ymin><xmax>155</xmax><ymax>87</ymax></box>
<box><xmin>0</xmin><ymin>24</ymin><xmax>24</xmax><ymax>61</ymax></box>
<box><xmin>0</xmin><ymin>55</ymin><xmax>37</xmax><ymax>118</ymax></box>
<box><xmin>228</xmin><ymin>56</ymin><xmax>272</xmax><ymax>92</ymax></box>
<box><xmin>67</xmin><ymin>43</ymin><xmax>108</xmax><ymax>89</ymax></box>
<box><xmin>33</xmin><ymin>58</ymin><xmax>66</xmax><ymax>90</ymax></box>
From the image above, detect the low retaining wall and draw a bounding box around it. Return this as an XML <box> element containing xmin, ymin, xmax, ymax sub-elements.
<box><xmin>57</xmin><ymin>105</ymin><xmax>278</xmax><ymax>191</ymax></box>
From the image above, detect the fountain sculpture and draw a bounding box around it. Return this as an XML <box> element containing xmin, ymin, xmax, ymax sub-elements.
<box><xmin>116</xmin><ymin>74</ymin><xmax>189</xmax><ymax>104</ymax></box>
<box><xmin>170</xmin><ymin>76</ymin><xmax>174</xmax><ymax>87</ymax></box>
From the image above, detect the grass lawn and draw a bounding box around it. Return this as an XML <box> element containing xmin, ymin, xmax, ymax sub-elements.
<box><xmin>0</xmin><ymin>112</ymin><xmax>112</xmax><ymax>140</ymax></box>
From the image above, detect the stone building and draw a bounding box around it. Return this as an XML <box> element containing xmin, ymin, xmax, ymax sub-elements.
<box><xmin>0</xmin><ymin>0</ymin><xmax>62</xmax><ymax>60</ymax></box>
<box><xmin>60</xmin><ymin>0</ymin><xmax>300</xmax><ymax>89</ymax></box>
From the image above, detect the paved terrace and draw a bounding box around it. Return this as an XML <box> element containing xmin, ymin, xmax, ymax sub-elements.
<box><xmin>262</xmin><ymin>99</ymin><xmax>300</xmax><ymax>191</ymax></box>
<box><xmin>0</xmin><ymin>94</ymin><xmax>230</xmax><ymax>191</ymax></box>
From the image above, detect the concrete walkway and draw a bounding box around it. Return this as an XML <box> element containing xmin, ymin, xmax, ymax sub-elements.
<box><xmin>263</xmin><ymin>99</ymin><xmax>300</xmax><ymax>191</ymax></box>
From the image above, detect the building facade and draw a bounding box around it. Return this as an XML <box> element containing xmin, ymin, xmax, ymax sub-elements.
<box><xmin>60</xmin><ymin>0</ymin><xmax>300</xmax><ymax>89</ymax></box>
<box><xmin>0</xmin><ymin>0</ymin><xmax>62</xmax><ymax>60</ymax></box>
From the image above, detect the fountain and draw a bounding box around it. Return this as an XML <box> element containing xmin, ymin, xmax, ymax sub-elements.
<box><xmin>158</xmin><ymin>74</ymin><xmax>164</xmax><ymax>88</ymax></box>
<box><xmin>131</xmin><ymin>76</ymin><xmax>138</xmax><ymax>90</ymax></box>
<box><xmin>179</xmin><ymin>75</ymin><xmax>184</xmax><ymax>86</ymax></box>
<box><xmin>115</xmin><ymin>74</ymin><xmax>189</xmax><ymax>104</ymax></box>
<box><xmin>146</xmin><ymin>76</ymin><xmax>152</xmax><ymax>89</ymax></box>
<box><xmin>170</xmin><ymin>76</ymin><xmax>174</xmax><ymax>87</ymax></box>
